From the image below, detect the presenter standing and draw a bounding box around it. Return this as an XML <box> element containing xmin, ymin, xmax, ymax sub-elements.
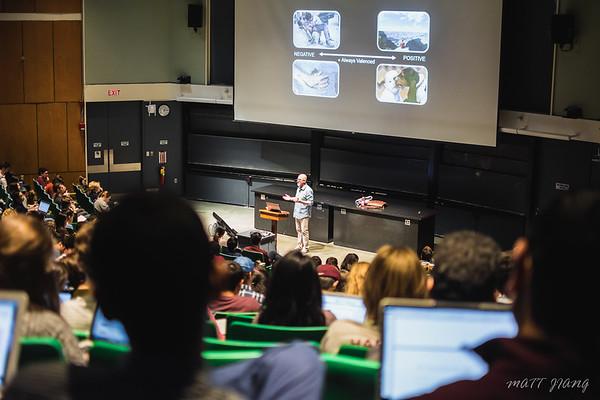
<box><xmin>283</xmin><ymin>174</ymin><xmax>314</xmax><ymax>254</ymax></box>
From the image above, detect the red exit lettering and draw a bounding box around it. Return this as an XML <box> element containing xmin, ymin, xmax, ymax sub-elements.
<box><xmin>107</xmin><ymin>89</ymin><xmax>121</xmax><ymax>96</ymax></box>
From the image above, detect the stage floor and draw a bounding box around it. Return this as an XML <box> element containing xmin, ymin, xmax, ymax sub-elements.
<box><xmin>189</xmin><ymin>200</ymin><xmax>376</xmax><ymax>263</ymax></box>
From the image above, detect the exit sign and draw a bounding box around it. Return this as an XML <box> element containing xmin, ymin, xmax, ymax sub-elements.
<box><xmin>107</xmin><ymin>89</ymin><xmax>121</xmax><ymax>96</ymax></box>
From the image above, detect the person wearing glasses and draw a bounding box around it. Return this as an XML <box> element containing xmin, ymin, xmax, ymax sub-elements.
<box><xmin>283</xmin><ymin>174</ymin><xmax>314</xmax><ymax>254</ymax></box>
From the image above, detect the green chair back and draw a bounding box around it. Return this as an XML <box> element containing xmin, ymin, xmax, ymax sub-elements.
<box><xmin>19</xmin><ymin>337</ymin><xmax>64</xmax><ymax>368</ymax></box>
<box><xmin>89</xmin><ymin>340</ymin><xmax>130</xmax><ymax>367</ymax></box>
<box><xmin>228</xmin><ymin>321</ymin><xmax>328</xmax><ymax>343</ymax></box>
<box><xmin>203</xmin><ymin>337</ymin><xmax>281</xmax><ymax>352</ymax></box>
<box><xmin>201</xmin><ymin>350</ymin><xmax>262</xmax><ymax>367</ymax></box>
<box><xmin>321</xmin><ymin>353</ymin><xmax>380</xmax><ymax>400</ymax></box>
<box><xmin>338</xmin><ymin>344</ymin><xmax>369</xmax><ymax>359</ymax></box>
<box><xmin>72</xmin><ymin>329</ymin><xmax>89</xmax><ymax>341</ymax></box>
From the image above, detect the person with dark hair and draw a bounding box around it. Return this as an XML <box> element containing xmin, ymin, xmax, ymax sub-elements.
<box><xmin>258</xmin><ymin>251</ymin><xmax>334</xmax><ymax>326</ymax></box>
<box><xmin>212</xmin><ymin>226</ymin><xmax>225</xmax><ymax>244</ymax></box>
<box><xmin>0</xmin><ymin>215</ymin><xmax>85</xmax><ymax>365</ymax></box>
<box><xmin>221</xmin><ymin>236</ymin><xmax>242</xmax><ymax>257</ymax></box>
<box><xmin>420</xmin><ymin>245</ymin><xmax>433</xmax><ymax>262</ymax></box>
<box><xmin>57</xmin><ymin>255</ymin><xmax>93</xmax><ymax>330</ymax></box>
<box><xmin>209</xmin><ymin>261</ymin><xmax>261</xmax><ymax>312</ymax></box>
<box><xmin>310</xmin><ymin>256</ymin><xmax>322</xmax><ymax>268</ymax></box>
<box><xmin>243</xmin><ymin>231</ymin><xmax>270</xmax><ymax>264</ymax></box>
<box><xmin>325</xmin><ymin>256</ymin><xmax>338</xmax><ymax>267</ymax></box>
<box><xmin>235</xmin><ymin>256</ymin><xmax>265</xmax><ymax>304</ymax></box>
<box><xmin>7</xmin><ymin>192</ymin><xmax>236</xmax><ymax>398</ymax></box>
<box><xmin>430</xmin><ymin>231</ymin><xmax>501</xmax><ymax>302</ymax></box>
<box><xmin>414</xmin><ymin>192</ymin><xmax>599</xmax><ymax>399</ymax></box>
<box><xmin>36</xmin><ymin>167</ymin><xmax>49</xmax><ymax>186</ymax></box>
<box><xmin>340</xmin><ymin>253</ymin><xmax>358</xmax><ymax>272</ymax></box>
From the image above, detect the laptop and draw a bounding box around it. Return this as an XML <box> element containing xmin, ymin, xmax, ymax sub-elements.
<box><xmin>322</xmin><ymin>292</ymin><xmax>366</xmax><ymax>324</ymax></box>
<box><xmin>38</xmin><ymin>200</ymin><xmax>50</xmax><ymax>215</ymax></box>
<box><xmin>90</xmin><ymin>306</ymin><xmax>130</xmax><ymax>346</ymax></box>
<box><xmin>379</xmin><ymin>298</ymin><xmax>518</xmax><ymax>400</ymax></box>
<box><xmin>265</xmin><ymin>202</ymin><xmax>281</xmax><ymax>212</ymax></box>
<box><xmin>0</xmin><ymin>291</ymin><xmax>29</xmax><ymax>391</ymax></box>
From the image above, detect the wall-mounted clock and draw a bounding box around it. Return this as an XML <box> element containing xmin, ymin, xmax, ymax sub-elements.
<box><xmin>158</xmin><ymin>104</ymin><xmax>170</xmax><ymax>117</ymax></box>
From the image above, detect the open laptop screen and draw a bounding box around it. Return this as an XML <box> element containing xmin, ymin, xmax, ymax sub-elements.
<box><xmin>0</xmin><ymin>294</ymin><xmax>27</xmax><ymax>388</ymax></box>
<box><xmin>90</xmin><ymin>306</ymin><xmax>130</xmax><ymax>346</ymax></box>
<box><xmin>380</xmin><ymin>299</ymin><xmax>518</xmax><ymax>399</ymax></box>
<box><xmin>322</xmin><ymin>293</ymin><xmax>366</xmax><ymax>324</ymax></box>
<box><xmin>38</xmin><ymin>201</ymin><xmax>50</xmax><ymax>214</ymax></box>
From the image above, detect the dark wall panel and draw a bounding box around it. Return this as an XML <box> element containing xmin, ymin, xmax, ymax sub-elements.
<box><xmin>188</xmin><ymin>134</ymin><xmax>310</xmax><ymax>174</ymax></box>
<box><xmin>438</xmin><ymin>165</ymin><xmax>529</xmax><ymax>214</ymax></box>
<box><xmin>186</xmin><ymin>172</ymin><xmax>248</xmax><ymax>205</ymax></box>
<box><xmin>320</xmin><ymin>148</ymin><xmax>429</xmax><ymax>195</ymax></box>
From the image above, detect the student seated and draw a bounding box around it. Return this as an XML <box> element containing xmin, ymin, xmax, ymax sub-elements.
<box><xmin>344</xmin><ymin>261</ymin><xmax>370</xmax><ymax>296</ymax></box>
<box><xmin>7</xmin><ymin>192</ymin><xmax>324</xmax><ymax>399</ymax></box>
<box><xmin>0</xmin><ymin>215</ymin><xmax>85</xmax><ymax>365</ymax></box>
<box><xmin>243</xmin><ymin>232</ymin><xmax>270</xmax><ymax>264</ymax></box>
<box><xmin>209</xmin><ymin>260</ymin><xmax>261</xmax><ymax>312</ymax></box>
<box><xmin>221</xmin><ymin>237</ymin><xmax>242</xmax><ymax>257</ymax></box>
<box><xmin>258</xmin><ymin>251</ymin><xmax>335</xmax><ymax>326</ymax></box>
<box><xmin>320</xmin><ymin>245</ymin><xmax>430</xmax><ymax>358</ymax></box>
<box><xmin>317</xmin><ymin>264</ymin><xmax>341</xmax><ymax>292</ymax></box>
<box><xmin>413</xmin><ymin>192</ymin><xmax>599</xmax><ymax>399</ymax></box>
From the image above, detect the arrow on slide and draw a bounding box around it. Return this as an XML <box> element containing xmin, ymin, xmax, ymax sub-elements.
<box><xmin>319</xmin><ymin>52</ymin><xmax>396</xmax><ymax>60</ymax></box>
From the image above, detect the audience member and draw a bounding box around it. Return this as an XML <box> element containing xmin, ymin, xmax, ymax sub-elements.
<box><xmin>0</xmin><ymin>162</ymin><xmax>9</xmax><ymax>190</ymax></box>
<box><xmin>310</xmin><ymin>256</ymin><xmax>322</xmax><ymax>268</ymax></box>
<box><xmin>321</xmin><ymin>245</ymin><xmax>429</xmax><ymax>358</ymax></box>
<box><xmin>317</xmin><ymin>264</ymin><xmax>341</xmax><ymax>291</ymax></box>
<box><xmin>94</xmin><ymin>191</ymin><xmax>111</xmax><ymax>213</ymax></box>
<box><xmin>344</xmin><ymin>261</ymin><xmax>370</xmax><ymax>296</ymax></box>
<box><xmin>414</xmin><ymin>192</ymin><xmax>599</xmax><ymax>399</ymax></box>
<box><xmin>235</xmin><ymin>256</ymin><xmax>265</xmax><ymax>304</ymax></box>
<box><xmin>36</xmin><ymin>167</ymin><xmax>49</xmax><ymax>187</ymax></box>
<box><xmin>87</xmin><ymin>181</ymin><xmax>103</xmax><ymax>202</ymax></box>
<box><xmin>430</xmin><ymin>231</ymin><xmax>501</xmax><ymax>302</ymax></box>
<box><xmin>0</xmin><ymin>215</ymin><xmax>85</xmax><ymax>365</ymax></box>
<box><xmin>420</xmin><ymin>245</ymin><xmax>433</xmax><ymax>262</ymax></box>
<box><xmin>221</xmin><ymin>236</ymin><xmax>242</xmax><ymax>257</ymax></box>
<box><xmin>209</xmin><ymin>261</ymin><xmax>261</xmax><ymax>312</ymax></box>
<box><xmin>325</xmin><ymin>256</ymin><xmax>338</xmax><ymax>267</ymax></box>
<box><xmin>212</xmin><ymin>226</ymin><xmax>225</xmax><ymax>244</ymax></box>
<box><xmin>7</xmin><ymin>192</ymin><xmax>239</xmax><ymax>398</ymax></box>
<box><xmin>243</xmin><ymin>231</ymin><xmax>270</xmax><ymax>264</ymax></box>
<box><xmin>340</xmin><ymin>253</ymin><xmax>358</xmax><ymax>272</ymax></box>
<box><xmin>258</xmin><ymin>251</ymin><xmax>335</xmax><ymax>326</ymax></box>
<box><xmin>56</xmin><ymin>255</ymin><xmax>93</xmax><ymax>331</ymax></box>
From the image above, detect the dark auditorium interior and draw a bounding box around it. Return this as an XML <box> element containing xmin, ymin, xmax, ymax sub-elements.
<box><xmin>0</xmin><ymin>1</ymin><xmax>598</xmax><ymax>399</ymax></box>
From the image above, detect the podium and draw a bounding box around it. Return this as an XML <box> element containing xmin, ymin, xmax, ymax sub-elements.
<box><xmin>259</xmin><ymin>209</ymin><xmax>290</xmax><ymax>236</ymax></box>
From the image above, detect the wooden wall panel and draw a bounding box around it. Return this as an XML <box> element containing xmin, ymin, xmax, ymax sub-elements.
<box><xmin>37</xmin><ymin>103</ymin><xmax>68</xmax><ymax>172</ymax></box>
<box><xmin>23</xmin><ymin>21</ymin><xmax>54</xmax><ymax>103</ymax></box>
<box><xmin>0</xmin><ymin>22</ymin><xmax>24</xmax><ymax>104</ymax></box>
<box><xmin>36</xmin><ymin>0</ymin><xmax>81</xmax><ymax>13</ymax></box>
<box><xmin>0</xmin><ymin>105</ymin><xmax>38</xmax><ymax>174</ymax></box>
<box><xmin>67</xmin><ymin>102</ymin><xmax>85</xmax><ymax>171</ymax></box>
<box><xmin>54</xmin><ymin>21</ymin><xmax>82</xmax><ymax>102</ymax></box>
<box><xmin>3</xmin><ymin>0</ymin><xmax>35</xmax><ymax>12</ymax></box>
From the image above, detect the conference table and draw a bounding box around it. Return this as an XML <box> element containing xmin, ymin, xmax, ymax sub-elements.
<box><xmin>252</xmin><ymin>184</ymin><xmax>436</xmax><ymax>253</ymax></box>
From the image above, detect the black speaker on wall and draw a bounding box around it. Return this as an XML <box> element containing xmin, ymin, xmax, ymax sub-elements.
<box><xmin>188</xmin><ymin>4</ymin><xmax>203</xmax><ymax>29</ymax></box>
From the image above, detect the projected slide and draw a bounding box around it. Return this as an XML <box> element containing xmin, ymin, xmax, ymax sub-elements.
<box><xmin>236</xmin><ymin>0</ymin><xmax>503</xmax><ymax>147</ymax></box>
<box><xmin>376</xmin><ymin>64</ymin><xmax>428</xmax><ymax>105</ymax></box>
<box><xmin>293</xmin><ymin>10</ymin><xmax>341</xmax><ymax>49</ymax></box>
<box><xmin>377</xmin><ymin>11</ymin><xmax>430</xmax><ymax>53</ymax></box>
<box><xmin>293</xmin><ymin>60</ymin><xmax>339</xmax><ymax>98</ymax></box>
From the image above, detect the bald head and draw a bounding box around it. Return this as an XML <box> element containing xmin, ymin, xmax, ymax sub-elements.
<box><xmin>296</xmin><ymin>174</ymin><xmax>307</xmax><ymax>188</ymax></box>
